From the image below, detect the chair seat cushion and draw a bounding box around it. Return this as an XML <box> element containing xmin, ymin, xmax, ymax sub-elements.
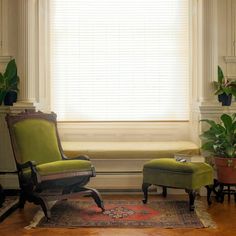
<box><xmin>36</xmin><ymin>160</ymin><xmax>92</xmax><ymax>175</ymax></box>
<box><xmin>143</xmin><ymin>158</ymin><xmax>213</xmax><ymax>189</ymax></box>
<box><xmin>23</xmin><ymin>160</ymin><xmax>92</xmax><ymax>179</ymax></box>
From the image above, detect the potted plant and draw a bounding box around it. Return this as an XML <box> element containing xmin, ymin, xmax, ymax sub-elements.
<box><xmin>200</xmin><ymin>113</ymin><xmax>236</xmax><ymax>184</ymax></box>
<box><xmin>0</xmin><ymin>59</ymin><xmax>19</xmax><ymax>106</ymax></box>
<box><xmin>213</xmin><ymin>66</ymin><xmax>236</xmax><ymax>106</ymax></box>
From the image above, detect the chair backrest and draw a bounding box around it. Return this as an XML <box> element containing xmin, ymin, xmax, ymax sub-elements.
<box><xmin>6</xmin><ymin>110</ymin><xmax>63</xmax><ymax>166</ymax></box>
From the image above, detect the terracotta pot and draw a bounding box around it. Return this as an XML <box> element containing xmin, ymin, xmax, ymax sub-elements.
<box><xmin>214</xmin><ymin>157</ymin><xmax>236</xmax><ymax>184</ymax></box>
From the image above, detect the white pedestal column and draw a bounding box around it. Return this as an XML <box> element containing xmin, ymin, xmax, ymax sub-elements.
<box><xmin>200</xmin><ymin>0</ymin><xmax>218</xmax><ymax>104</ymax></box>
<box><xmin>191</xmin><ymin>0</ymin><xmax>219</xmax><ymax>143</ymax></box>
<box><xmin>17</xmin><ymin>0</ymin><xmax>39</xmax><ymax>104</ymax></box>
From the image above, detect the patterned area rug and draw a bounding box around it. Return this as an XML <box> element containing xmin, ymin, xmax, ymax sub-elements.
<box><xmin>0</xmin><ymin>196</ymin><xmax>19</xmax><ymax>222</ymax></box>
<box><xmin>28</xmin><ymin>199</ymin><xmax>216</xmax><ymax>229</ymax></box>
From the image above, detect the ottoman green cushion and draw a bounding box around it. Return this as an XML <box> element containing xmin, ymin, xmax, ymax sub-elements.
<box><xmin>143</xmin><ymin>158</ymin><xmax>213</xmax><ymax>189</ymax></box>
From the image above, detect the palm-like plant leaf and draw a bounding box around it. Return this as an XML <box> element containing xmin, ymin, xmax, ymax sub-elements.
<box><xmin>0</xmin><ymin>90</ymin><xmax>7</xmax><ymax>104</ymax></box>
<box><xmin>221</xmin><ymin>114</ymin><xmax>232</xmax><ymax>131</ymax></box>
<box><xmin>0</xmin><ymin>73</ymin><xmax>4</xmax><ymax>90</ymax></box>
<box><xmin>230</xmin><ymin>87</ymin><xmax>236</xmax><ymax>97</ymax></box>
<box><xmin>4</xmin><ymin>59</ymin><xmax>17</xmax><ymax>80</ymax></box>
<box><xmin>200</xmin><ymin>113</ymin><xmax>236</xmax><ymax>158</ymax></box>
<box><xmin>0</xmin><ymin>59</ymin><xmax>19</xmax><ymax>96</ymax></box>
<box><xmin>218</xmin><ymin>66</ymin><xmax>224</xmax><ymax>84</ymax></box>
<box><xmin>214</xmin><ymin>66</ymin><xmax>236</xmax><ymax>99</ymax></box>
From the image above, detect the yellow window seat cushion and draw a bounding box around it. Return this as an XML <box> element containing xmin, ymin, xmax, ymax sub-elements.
<box><xmin>62</xmin><ymin>141</ymin><xmax>199</xmax><ymax>160</ymax></box>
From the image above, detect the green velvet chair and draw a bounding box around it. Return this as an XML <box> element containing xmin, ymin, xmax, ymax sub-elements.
<box><xmin>6</xmin><ymin>110</ymin><xmax>104</xmax><ymax>219</ymax></box>
<box><xmin>142</xmin><ymin>158</ymin><xmax>214</xmax><ymax>210</ymax></box>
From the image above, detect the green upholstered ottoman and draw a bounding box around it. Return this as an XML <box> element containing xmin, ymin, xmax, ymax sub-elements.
<box><xmin>142</xmin><ymin>158</ymin><xmax>214</xmax><ymax>210</ymax></box>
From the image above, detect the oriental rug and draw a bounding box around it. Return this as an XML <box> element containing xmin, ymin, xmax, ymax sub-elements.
<box><xmin>28</xmin><ymin>199</ymin><xmax>216</xmax><ymax>229</ymax></box>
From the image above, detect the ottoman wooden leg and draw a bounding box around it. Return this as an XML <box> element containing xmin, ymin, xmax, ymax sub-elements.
<box><xmin>162</xmin><ymin>186</ymin><xmax>167</xmax><ymax>197</ymax></box>
<box><xmin>216</xmin><ymin>183</ymin><xmax>225</xmax><ymax>203</ymax></box>
<box><xmin>205</xmin><ymin>185</ymin><xmax>212</xmax><ymax>205</ymax></box>
<box><xmin>142</xmin><ymin>183</ymin><xmax>151</xmax><ymax>204</ymax></box>
<box><xmin>186</xmin><ymin>189</ymin><xmax>196</xmax><ymax>211</ymax></box>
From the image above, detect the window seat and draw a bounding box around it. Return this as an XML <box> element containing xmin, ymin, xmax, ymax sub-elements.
<box><xmin>61</xmin><ymin>141</ymin><xmax>199</xmax><ymax>190</ymax></box>
<box><xmin>62</xmin><ymin>141</ymin><xmax>199</xmax><ymax>160</ymax></box>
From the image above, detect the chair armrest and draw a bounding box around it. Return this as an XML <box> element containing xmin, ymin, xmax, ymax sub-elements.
<box><xmin>62</xmin><ymin>154</ymin><xmax>91</xmax><ymax>161</ymax></box>
<box><xmin>18</xmin><ymin>161</ymin><xmax>37</xmax><ymax>170</ymax></box>
<box><xmin>17</xmin><ymin>161</ymin><xmax>41</xmax><ymax>184</ymax></box>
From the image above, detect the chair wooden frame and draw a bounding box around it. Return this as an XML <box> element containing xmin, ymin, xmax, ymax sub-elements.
<box><xmin>6</xmin><ymin>110</ymin><xmax>104</xmax><ymax>219</ymax></box>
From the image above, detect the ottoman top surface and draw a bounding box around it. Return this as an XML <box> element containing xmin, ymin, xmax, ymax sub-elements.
<box><xmin>143</xmin><ymin>158</ymin><xmax>212</xmax><ymax>174</ymax></box>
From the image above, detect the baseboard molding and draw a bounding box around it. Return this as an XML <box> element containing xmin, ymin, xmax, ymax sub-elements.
<box><xmin>91</xmin><ymin>159</ymin><xmax>146</xmax><ymax>172</ymax></box>
<box><xmin>0</xmin><ymin>171</ymin><xmax>207</xmax><ymax>196</ymax></box>
<box><xmin>88</xmin><ymin>173</ymin><xmax>207</xmax><ymax>196</ymax></box>
<box><xmin>0</xmin><ymin>174</ymin><xmax>19</xmax><ymax>189</ymax></box>
<box><xmin>88</xmin><ymin>173</ymin><xmax>143</xmax><ymax>190</ymax></box>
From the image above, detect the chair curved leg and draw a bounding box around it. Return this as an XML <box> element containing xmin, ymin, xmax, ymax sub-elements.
<box><xmin>19</xmin><ymin>192</ymin><xmax>26</xmax><ymax>209</ymax></box>
<box><xmin>62</xmin><ymin>184</ymin><xmax>104</xmax><ymax>211</ymax></box>
<box><xmin>32</xmin><ymin>196</ymin><xmax>51</xmax><ymax>220</ymax></box>
<box><xmin>142</xmin><ymin>183</ymin><xmax>151</xmax><ymax>204</ymax></box>
<box><xmin>88</xmin><ymin>188</ymin><xmax>105</xmax><ymax>211</ymax></box>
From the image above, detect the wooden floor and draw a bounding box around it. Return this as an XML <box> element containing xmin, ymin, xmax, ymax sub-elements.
<box><xmin>0</xmin><ymin>194</ymin><xmax>236</xmax><ymax>236</ymax></box>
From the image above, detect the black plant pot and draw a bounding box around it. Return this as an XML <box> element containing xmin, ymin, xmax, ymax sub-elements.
<box><xmin>218</xmin><ymin>94</ymin><xmax>223</xmax><ymax>102</ymax></box>
<box><xmin>4</xmin><ymin>91</ymin><xmax>17</xmax><ymax>106</ymax></box>
<box><xmin>219</xmin><ymin>93</ymin><xmax>232</xmax><ymax>106</ymax></box>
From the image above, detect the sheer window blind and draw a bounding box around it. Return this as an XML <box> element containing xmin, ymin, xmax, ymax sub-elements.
<box><xmin>50</xmin><ymin>0</ymin><xmax>189</xmax><ymax>121</ymax></box>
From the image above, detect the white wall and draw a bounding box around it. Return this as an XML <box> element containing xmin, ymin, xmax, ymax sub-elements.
<box><xmin>218</xmin><ymin>0</ymin><xmax>236</xmax><ymax>78</ymax></box>
<box><xmin>0</xmin><ymin>0</ymin><xmax>18</xmax><ymax>58</ymax></box>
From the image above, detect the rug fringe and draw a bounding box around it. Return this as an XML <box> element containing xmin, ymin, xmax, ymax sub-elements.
<box><xmin>195</xmin><ymin>200</ymin><xmax>217</xmax><ymax>229</ymax></box>
<box><xmin>25</xmin><ymin>201</ymin><xmax>56</xmax><ymax>230</ymax></box>
<box><xmin>25</xmin><ymin>210</ymin><xmax>44</xmax><ymax>229</ymax></box>
<box><xmin>0</xmin><ymin>198</ymin><xmax>19</xmax><ymax>215</ymax></box>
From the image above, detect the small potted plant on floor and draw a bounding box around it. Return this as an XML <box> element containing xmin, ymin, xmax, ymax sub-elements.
<box><xmin>213</xmin><ymin>66</ymin><xmax>236</xmax><ymax>106</ymax></box>
<box><xmin>0</xmin><ymin>59</ymin><xmax>19</xmax><ymax>106</ymax></box>
<box><xmin>200</xmin><ymin>113</ymin><xmax>236</xmax><ymax>184</ymax></box>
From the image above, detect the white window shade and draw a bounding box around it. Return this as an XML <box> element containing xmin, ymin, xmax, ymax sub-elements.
<box><xmin>50</xmin><ymin>0</ymin><xmax>189</xmax><ymax>121</ymax></box>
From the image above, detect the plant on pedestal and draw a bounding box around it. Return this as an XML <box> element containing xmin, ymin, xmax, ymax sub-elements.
<box><xmin>213</xmin><ymin>66</ymin><xmax>236</xmax><ymax>106</ymax></box>
<box><xmin>200</xmin><ymin>113</ymin><xmax>236</xmax><ymax>184</ymax></box>
<box><xmin>0</xmin><ymin>59</ymin><xmax>19</xmax><ymax>106</ymax></box>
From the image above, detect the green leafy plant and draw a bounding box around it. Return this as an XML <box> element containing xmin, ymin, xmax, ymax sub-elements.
<box><xmin>200</xmin><ymin>113</ymin><xmax>236</xmax><ymax>158</ymax></box>
<box><xmin>213</xmin><ymin>66</ymin><xmax>236</xmax><ymax>97</ymax></box>
<box><xmin>0</xmin><ymin>59</ymin><xmax>19</xmax><ymax>104</ymax></box>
